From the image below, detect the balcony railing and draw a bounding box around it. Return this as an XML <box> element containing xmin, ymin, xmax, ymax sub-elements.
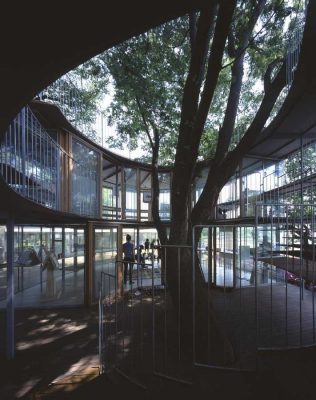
<box><xmin>0</xmin><ymin>106</ymin><xmax>98</xmax><ymax>217</ymax></box>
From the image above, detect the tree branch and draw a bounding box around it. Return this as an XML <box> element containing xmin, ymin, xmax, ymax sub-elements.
<box><xmin>214</xmin><ymin>0</ymin><xmax>267</xmax><ymax>163</ymax></box>
<box><xmin>192</xmin><ymin>0</ymin><xmax>238</xmax><ymax>150</ymax></box>
<box><xmin>222</xmin><ymin>0</ymin><xmax>280</xmax><ymax>70</ymax></box>
<box><xmin>151</xmin><ymin>128</ymin><xmax>168</xmax><ymax>244</ymax></box>
<box><xmin>228</xmin><ymin>58</ymin><xmax>286</xmax><ymax>165</ymax></box>
<box><xmin>227</xmin><ymin>30</ymin><xmax>236</xmax><ymax>58</ymax></box>
<box><xmin>191</xmin><ymin>58</ymin><xmax>286</xmax><ymax>226</ymax></box>
<box><xmin>135</xmin><ymin>95</ymin><xmax>154</xmax><ymax>151</ymax></box>
<box><xmin>264</xmin><ymin>58</ymin><xmax>283</xmax><ymax>93</ymax></box>
<box><xmin>180</xmin><ymin>1</ymin><xmax>218</xmax><ymax>129</ymax></box>
<box><xmin>189</xmin><ymin>12</ymin><xmax>197</xmax><ymax>50</ymax></box>
<box><xmin>170</xmin><ymin>0</ymin><xmax>236</xmax><ymax>243</ymax></box>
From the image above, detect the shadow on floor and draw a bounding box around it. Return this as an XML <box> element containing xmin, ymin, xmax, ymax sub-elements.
<box><xmin>1</xmin><ymin>299</ymin><xmax>316</xmax><ymax>399</ymax></box>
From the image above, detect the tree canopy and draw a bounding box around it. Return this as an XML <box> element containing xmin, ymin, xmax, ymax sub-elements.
<box><xmin>102</xmin><ymin>18</ymin><xmax>190</xmax><ymax>164</ymax></box>
<box><xmin>101</xmin><ymin>0</ymin><xmax>301</xmax><ymax>167</ymax></box>
<box><xmin>55</xmin><ymin>0</ymin><xmax>306</xmax><ymax>245</ymax></box>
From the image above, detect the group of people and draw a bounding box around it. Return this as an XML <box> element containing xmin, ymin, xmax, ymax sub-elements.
<box><xmin>143</xmin><ymin>238</ymin><xmax>160</xmax><ymax>252</ymax></box>
<box><xmin>122</xmin><ymin>235</ymin><xmax>160</xmax><ymax>285</ymax></box>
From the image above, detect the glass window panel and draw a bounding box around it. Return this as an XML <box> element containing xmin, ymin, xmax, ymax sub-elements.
<box><xmin>125</xmin><ymin>168</ymin><xmax>137</xmax><ymax>220</ymax></box>
<box><xmin>158</xmin><ymin>173</ymin><xmax>170</xmax><ymax>220</ymax></box>
<box><xmin>102</xmin><ymin>160</ymin><xmax>121</xmax><ymax>220</ymax></box>
<box><xmin>94</xmin><ymin>227</ymin><xmax>117</xmax><ymax>301</ymax></box>
<box><xmin>140</xmin><ymin>170</ymin><xmax>151</xmax><ymax>221</ymax></box>
<box><xmin>72</xmin><ymin>139</ymin><xmax>99</xmax><ymax>217</ymax></box>
<box><xmin>0</xmin><ymin>225</ymin><xmax>85</xmax><ymax>309</ymax></box>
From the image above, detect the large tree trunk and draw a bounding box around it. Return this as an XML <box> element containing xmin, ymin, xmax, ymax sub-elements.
<box><xmin>170</xmin><ymin>0</ymin><xmax>236</xmax><ymax>244</ymax></box>
<box><xmin>150</xmin><ymin>0</ymin><xmax>288</xmax><ymax>366</ymax></box>
<box><xmin>165</xmin><ymin>1</ymin><xmax>238</xmax><ymax>365</ymax></box>
<box><xmin>165</xmin><ymin>232</ymin><xmax>235</xmax><ymax>366</ymax></box>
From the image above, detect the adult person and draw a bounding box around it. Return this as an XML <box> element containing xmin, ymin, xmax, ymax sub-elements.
<box><xmin>123</xmin><ymin>234</ymin><xmax>134</xmax><ymax>285</ymax></box>
<box><xmin>156</xmin><ymin>239</ymin><xmax>162</xmax><ymax>263</ymax></box>
<box><xmin>136</xmin><ymin>244</ymin><xmax>145</xmax><ymax>264</ymax></box>
<box><xmin>144</xmin><ymin>238</ymin><xmax>150</xmax><ymax>254</ymax></box>
<box><xmin>150</xmin><ymin>239</ymin><xmax>156</xmax><ymax>260</ymax></box>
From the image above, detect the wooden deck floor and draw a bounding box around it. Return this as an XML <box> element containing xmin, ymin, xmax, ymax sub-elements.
<box><xmin>210</xmin><ymin>281</ymin><xmax>316</xmax><ymax>369</ymax></box>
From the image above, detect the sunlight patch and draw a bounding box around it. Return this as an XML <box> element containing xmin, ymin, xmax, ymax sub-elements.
<box><xmin>28</xmin><ymin>315</ymin><xmax>39</xmax><ymax>320</ymax></box>
<box><xmin>17</xmin><ymin>323</ymin><xmax>87</xmax><ymax>350</ymax></box>
<box><xmin>51</xmin><ymin>355</ymin><xmax>99</xmax><ymax>383</ymax></box>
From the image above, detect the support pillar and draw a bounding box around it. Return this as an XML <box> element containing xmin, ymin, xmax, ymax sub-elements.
<box><xmin>6</xmin><ymin>216</ymin><xmax>15</xmax><ymax>360</ymax></box>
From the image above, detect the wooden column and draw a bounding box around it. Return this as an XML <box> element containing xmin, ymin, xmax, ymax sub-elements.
<box><xmin>121</xmin><ymin>168</ymin><xmax>126</xmax><ymax>220</ymax></box>
<box><xmin>136</xmin><ymin>168</ymin><xmax>141</xmax><ymax>222</ymax></box>
<box><xmin>239</xmin><ymin>161</ymin><xmax>245</xmax><ymax>218</ymax></box>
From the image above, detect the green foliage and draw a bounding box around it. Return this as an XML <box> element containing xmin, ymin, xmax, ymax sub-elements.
<box><xmin>197</xmin><ymin>0</ymin><xmax>298</xmax><ymax>159</ymax></box>
<box><xmin>229</xmin><ymin>0</ymin><xmax>293</xmax><ymax>136</ymax></box>
<box><xmin>284</xmin><ymin>146</ymin><xmax>316</xmax><ymax>181</ymax></box>
<box><xmin>44</xmin><ymin>0</ymin><xmax>304</xmax><ymax>170</ymax></box>
<box><xmin>283</xmin><ymin>144</ymin><xmax>316</xmax><ymax>217</ymax></box>
<box><xmin>102</xmin><ymin>17</ymin><xmax>190</xmax><ymax>163</ymax></box>
<box><xmin>198</xmin><ymin>128</ymin><xmax>218</xmax><ymax>161</ymax></box>
<box><xmin>102</xmin><ymin>187</ymin><xmax>115</xmax><ymax>207</ymax></box>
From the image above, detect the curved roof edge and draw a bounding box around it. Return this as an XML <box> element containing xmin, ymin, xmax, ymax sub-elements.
<box><xmin>243</xmin><ymin>0</ymin><xmax>316</xmax><ymax>173</ymax></box>
<box><xmin>30</xmin><ymin>100</ymin><xmax>173</xmax><ymax>171</ymax></box>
